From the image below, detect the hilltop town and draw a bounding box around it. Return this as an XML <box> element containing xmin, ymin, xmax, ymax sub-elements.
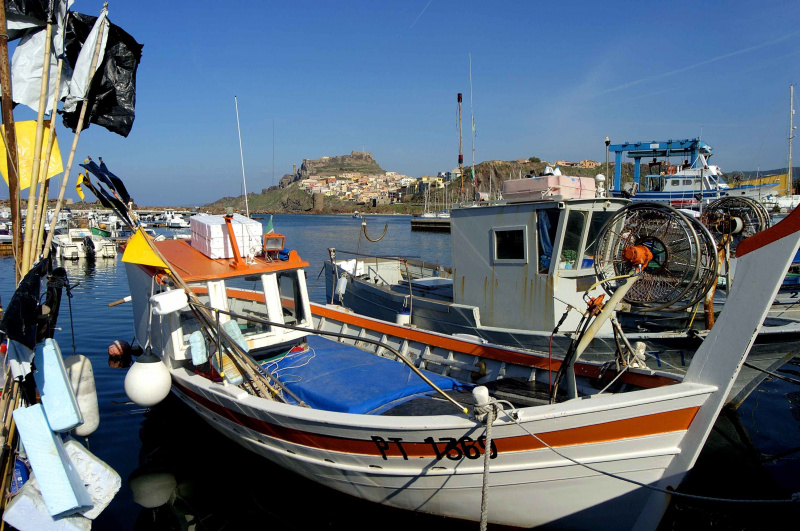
<box><xmin>206</xmin><ymin>151</ymin><xmax>608</xmax><ymax>214</ymax></box>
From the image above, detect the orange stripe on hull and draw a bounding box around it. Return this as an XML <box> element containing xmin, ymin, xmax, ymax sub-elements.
<box><xmin>175</xmin><ymin>380</ymin><xmax>698</xmax><ymax>459</ymax></box>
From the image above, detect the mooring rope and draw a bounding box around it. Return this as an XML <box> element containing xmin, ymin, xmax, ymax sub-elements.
<box><xmin>474</xmin><ymin>400</ymin><xmax>499</xmax><ymax>531</ymax></box>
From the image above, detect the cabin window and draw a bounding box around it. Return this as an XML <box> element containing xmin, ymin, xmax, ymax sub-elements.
<box><xmin>683</xmin><ymin>179</ymin><xmax>693</xmax><ymax>186</ymax></box>
<box><xmin>493</xmin><ymin>226</ymin><xmax>527</xmax><ymax>263</ymax></box>
<box><xmin>580</xmin><ymin>211</ymin><xmax>614</xmax><ymax>269</ymax></box>
<box><xmin>277</xmin><ymin>271</ymin><xmax>307</xmax><ymax>326</ymax></box>
<box><xmin>537</xmin><ymin>210</ymin><xmax>561</xmax><ymax>273</ymax></box>
<box><xmin>560</xmin><ymin>211</ymin><xmax>587</xmax><ymax>269</ymax></box>
<box><xmin>224</xmin><ymin>276</ymin><xmax>271</xmax><ymax>335</ymax></box>
<box><xmin>671</xmin><ymin>180</ymin><xmax>680</xmax><ymax>186</ymax></box>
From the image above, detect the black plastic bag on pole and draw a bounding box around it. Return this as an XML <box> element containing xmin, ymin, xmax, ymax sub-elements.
<box><xmin>60</xmin><ymin>11</ymin><xmax>143</xmax><ymax>137</ymax></box>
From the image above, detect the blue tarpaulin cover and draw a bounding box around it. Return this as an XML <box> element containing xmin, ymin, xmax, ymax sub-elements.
<box><xmin>272</xmin><ymin>335</ymin><xmax>465</xmax><ymax>414</ymax></box>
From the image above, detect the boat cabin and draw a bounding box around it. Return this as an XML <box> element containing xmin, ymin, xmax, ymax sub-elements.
<box><xmin>450</xmin><ymin>196</ymin><xmax>629</xmax><ymax>333</ymax></box>
<box><xmin>125</xmin><ymin>236</ymin><xmax>313</xmax><ymax>368</ymax></box>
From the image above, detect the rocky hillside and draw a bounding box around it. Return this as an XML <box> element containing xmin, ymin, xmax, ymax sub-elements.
<box><xmin>297</xmin><ymin>151</ymin><xmax>384</xmax><ymax>180</ymax></box>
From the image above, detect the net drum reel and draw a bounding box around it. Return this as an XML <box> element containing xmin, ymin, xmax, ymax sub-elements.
<box><xmin>700</xmin><ymin>197</ymin><xmax>771</xmax><ymax>257</ymax></box>
<box><xmin>593</xmin><ymin>203</ymin><xmax>718</xmax><ymax>313</ymax></box>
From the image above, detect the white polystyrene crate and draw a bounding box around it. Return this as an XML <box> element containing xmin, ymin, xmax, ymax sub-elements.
<box><xmin>189</xmin><ymin>214</ymin><xmax>263</xmax><ymax>259</ymax></box>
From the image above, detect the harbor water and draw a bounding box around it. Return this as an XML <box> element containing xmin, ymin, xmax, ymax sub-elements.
<box><xmin>0</xmin><ymin>214</ymin><xmax>798</xmax><ymax>529</ymax></box>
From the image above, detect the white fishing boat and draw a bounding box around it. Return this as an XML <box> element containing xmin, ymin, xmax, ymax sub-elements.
<box><xmin>50</xmin><ymin>227</ymin><xmax>92</xmax><ymax>260</ymax></box>
<box><xmin>328</xmin><ymin>183</ymin><xmax>800</xmax><ymax>407</ymax></box>
<box><xmin>609</xmin><ymin>139</ymin><xmax>780</xmax><ymax>208</ymax></box>
<box><xmin>120</xmin><ymin>207</ymin><xmax>800</xmax><ymax>529</ymax></box>
<box><xmin>162</xmin><ymin>209</ymin><xmax>190</xmax><ymax>228</ymax></box>
<box><xmin>0</xmin><ymin>222</ymin><xmax>11</xmax><ymax>244</ymax></box>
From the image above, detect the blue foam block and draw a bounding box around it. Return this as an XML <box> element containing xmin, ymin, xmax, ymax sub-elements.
<box><xmin>33</xmin><ymin>339</ymin><xmax>84</xmax><ymax>432</ymax></box>
<box><xmin>189</xmin><ymin>331</ymin><xmax>208</xmax><ymax>365</ymax></box>
<box><xmin>13</xmin><ymin>404</ymin><xmax>93</xmax><ymax>518</ymax></box>
<box><xmin>222</xmin><ymin>320</ymin><xmax>249</xmax><ymax>352</ymax></box>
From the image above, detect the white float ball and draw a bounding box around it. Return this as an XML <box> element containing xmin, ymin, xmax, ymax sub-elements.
<box><xmin>124</xmin><ymin>349</ymin><xmax>171</xmax><ymax>407</ymax></box>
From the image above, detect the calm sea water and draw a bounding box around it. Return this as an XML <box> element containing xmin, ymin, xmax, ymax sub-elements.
<box><xmin>0</xmin><ymin>213</ymin><xmax>798</xmax><ymax>530</ymax></box>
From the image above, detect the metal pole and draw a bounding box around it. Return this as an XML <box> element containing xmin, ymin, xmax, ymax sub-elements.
<box><xmin>790</xmin><ymin>84</ymin><xmax>795</xmax><ymax>198</ymax></box>
<box><xmin>605</xmin><ymin>137</ymin><xmax>610</xmax><ymax>190</ymax></box>
<box><xmin>234</xmin><ymin>96</ymin><xmax>249</xmax><ymax>218</ymax></box>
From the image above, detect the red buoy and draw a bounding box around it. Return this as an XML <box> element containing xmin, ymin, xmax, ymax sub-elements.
<box><xmin>108</xmin><ymin>340</ymin><xmax>131</xmax><ymax>358</ymax></box>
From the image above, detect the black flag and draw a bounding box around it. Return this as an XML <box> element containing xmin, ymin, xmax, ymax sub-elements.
<box><xmin>79</xmin><ymin>157</ymin><xmax>131</xmax><ymax>204</ymax></box>
<box><xmin>60</xmin><ymin>11</ymin><xmax>143</xmax><ymax>137</ymax></box>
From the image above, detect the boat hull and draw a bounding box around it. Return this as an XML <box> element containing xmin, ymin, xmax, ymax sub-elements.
<box><xmin>169</xmin><ymin>366</ymin><xmax>709</xmax><ymax>529</ymax></box>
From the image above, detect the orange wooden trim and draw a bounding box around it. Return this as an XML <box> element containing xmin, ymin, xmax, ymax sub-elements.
<box><xmin>310</xmin><ymin>303</ymin><xmax>679</xmax><ymax>389</ymax></box>
<box><xmin>737</xmin><ymin>205</ymin><xmax>800</xmax><ymax>256</ymax></box>
<box><xmin>176</xmin><ymin>382</ymin><xmax>698</xmax><ymax>458</ymax></box>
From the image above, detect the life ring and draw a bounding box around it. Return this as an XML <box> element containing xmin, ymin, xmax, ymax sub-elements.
<box><xmin>667</xmin><ymin>166</ymin><xmax>676</xmax><ymax>175</ymax></box>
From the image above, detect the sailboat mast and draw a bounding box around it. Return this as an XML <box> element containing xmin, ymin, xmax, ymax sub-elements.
<box><xmin>469</xmin><ymin>53</ymin><xmax>476</xmax><ymax>196</ymax></box>
<box><xmin>458</xmin><ymin>93</ymin><xmax>463</xmax><ymax>201</ymax></box>
<box><xmin>790</xmin><ymin>84</ymin><xmax>795</xmax><ymax>197</ymax></box>
<box><xmin>234</xmin><ymin>95</ymin><xmax>250</xmax><ymax>218</ymax></box>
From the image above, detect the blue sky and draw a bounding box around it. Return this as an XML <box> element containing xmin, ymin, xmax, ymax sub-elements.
<box><xmin>9</xmin><ymin>0</ymin><xmax>800</xmax><ymax>206</ymax></box>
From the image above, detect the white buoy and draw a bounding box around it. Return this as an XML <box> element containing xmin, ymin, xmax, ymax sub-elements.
<box><xmin>395</xmin><ymin>310</ymin><xmax>411</xmax><ymax>326</ymax></box>
<box><xmin>336</xmin><ymin>275</ymin><xmax>348</xmax><ymax>296</ymax></box>
<box><xmin>64</xmin><ymin>355</ymin><xmax>100</xmax><ymax>437</ymax></box>
<box><xmin>124</xmin><ymin>348</ymin><xmax>171</xmax><ymax>407</ymax></box>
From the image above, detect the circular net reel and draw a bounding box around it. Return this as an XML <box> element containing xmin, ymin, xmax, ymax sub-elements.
<box><xmin>700</xmin><ymin>197</ymin><xmax>771</xmax><ymax>256</ymax></box>
<box><xmin>594</xmin><ymin>203</ymin><xmax>718</xmax><ymax>313</ymax></box>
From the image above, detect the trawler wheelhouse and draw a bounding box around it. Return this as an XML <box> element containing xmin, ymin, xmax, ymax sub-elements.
<box><xmin>451</xmin><ymin>198</ymin><xmax>627</xmax><ymax>333</ymax></box>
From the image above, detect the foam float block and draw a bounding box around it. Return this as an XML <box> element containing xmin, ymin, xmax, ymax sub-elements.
<box><xmin>64</xmin><ymin>440</ymin><xmax>121</xmax><ymax>519</ymax></box>
<box><xmin>13</xmin><ymin>404</ymin><xmax>93</xmax><ymax>517</ymax></box>
<box><xmin>189</xmin><ymin>330</ymin><xmax>208</xmax><ymax>365</ymax></box>
<box><xmin>2</xmin><ymin>481</ymin><xmax>90</xmax><ymax>531</ymax></box>
<box><xmin>33</xmin><ymin>339</ymin><xmax>84</xmax><ymax>432</ymax></box>
<box><xmin>222</xmin><ymin>320</ymin><xmax>250</xmax><ymax>352</ymax></box>
<box><xmin>30</xmin><ymin>440</ymin><xmax>121</xmax><ymax>520</ymax></box>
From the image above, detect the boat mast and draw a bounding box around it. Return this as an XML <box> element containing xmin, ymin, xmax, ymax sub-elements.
<box><xmin>458</xmin><ymin>93</ymin><xmax>463</xmax><ymax>201</ymax></box>
<box><xmin>469</xmin><ymin>53</ymin><xmax>476</xmax><ymax>197</ymax></box>
<box><xmin>234</xmin><ymin>95</ymin><xmax>250</xmax><ymax>218</ymax></box>
<box><xmin>790</xmin><ymin>84</ymin><xmax>795</xmax><ymax>197</ymax></box>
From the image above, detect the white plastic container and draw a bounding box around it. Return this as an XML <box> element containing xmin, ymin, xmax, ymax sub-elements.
<box><xmin>189</xmin><ymin>214</ymin><xmax>263</xmax><ymax>259</ymax></box>
<box><xmin>501</xmin><ymin>176</ymin><xmax>596</xmax><ymax>202</ymax></box>
<box><xmin>149</xmin><ymin>289</ymin><xmax>189</xmax><ymax>315</ymax></box>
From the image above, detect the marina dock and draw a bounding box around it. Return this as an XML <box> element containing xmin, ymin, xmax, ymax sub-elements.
<box><xmin>410</xmin><ymin>217</ymin><xmax>450</xmax><ymax>232</ymax></box>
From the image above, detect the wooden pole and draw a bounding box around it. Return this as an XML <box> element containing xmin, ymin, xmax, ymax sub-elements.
<box><xmin>32</xmin><ymin>59</ymin><xmax>65</xmax><ymax>258</ymax></box>
<box><xmin>0</xmin><ymin>3</ymin><xmax>22</xmax><ymax>283</ymax></box>
<box><xmin>43</xmin><ymin>14</ymin><xmax>107</xmax><ymax>259</ymax></box>
<box><xmin>20</xmin><ymin>20</ymin><xmax>53</xmax><ymax>275</ymax></box>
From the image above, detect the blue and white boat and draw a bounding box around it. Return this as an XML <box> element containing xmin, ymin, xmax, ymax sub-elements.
<box><xmin>609</xmin><ymin>139</ymin><xmax>780</xmax><ymax>208</ymax></box>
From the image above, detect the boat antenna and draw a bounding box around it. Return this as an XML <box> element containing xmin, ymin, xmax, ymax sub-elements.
<box><xmin>234</xmin><ymin>95</ymin><xmax>250</xmax><ymax>218</ymax></box>
<box><xmin>469</xmin><ymin>53</ymin><xmax>476</xmax><ymax>196</ymax></box>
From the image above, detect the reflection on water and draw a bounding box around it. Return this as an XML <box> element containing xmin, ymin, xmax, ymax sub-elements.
<box><xmin>0</xmin><ymin>214</ymin><xmax>798</xmax><ymax>530</ymax></box>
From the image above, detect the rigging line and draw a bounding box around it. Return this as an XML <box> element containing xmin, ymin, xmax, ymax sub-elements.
<box><xmin>498</xmin><ymin>407</ymin><xmax>799</xmax><ymax>504</ymax></box>
<box><xmin>410</xmin><ymin>0</ymin><xmax>433</xmax><ymax>29</ymax></box>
